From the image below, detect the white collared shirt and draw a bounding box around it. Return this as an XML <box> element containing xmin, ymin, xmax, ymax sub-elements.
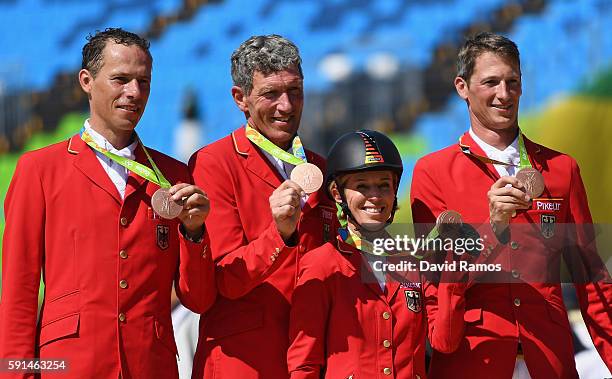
<box><xmin>261</xmin><ymin>149</ymin><xmax>295</xmax><ymax>180</ymax></box>
<box><xmin>84</xmin><ymin>120</ymin><xmax>138</xmax><ymax>199</ymax></box>
<box><xmin>469</xmin><ymin>128</ymin><xmax>520</xmax><ymax>177</ymax></box>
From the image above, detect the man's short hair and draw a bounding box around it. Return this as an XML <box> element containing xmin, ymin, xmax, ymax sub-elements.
<box><xmin>82</xmin><ymin>27</ymin><xmax>152</xmax><ymax>77</ymax></box>
<box><xmin>231</xmin><ymin>34</ymin><xmax>303</xmax><ymax>95</ymax></box>
<box><xmin>457</xmin><ymin>32</ymin><xmax>520</xmax><ymax>83</ymax></box>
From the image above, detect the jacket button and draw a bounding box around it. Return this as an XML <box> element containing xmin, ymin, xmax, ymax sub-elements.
<box><xmin>119</xmin><ymin>250</ymin><xmax>128</xmax><ymax>259</ymax></box>
<box><xmin>118</xmin><ymin>313</ymin><xmax>126</xmax><ymax>322</ymax></box>
<box><xmin>510</xmin><ymin>241</ymin><xmax>519</xmax><ymax>250</ymax></box>
<box><xmin>383</xmin><ymin>367</ymin><xmax>391</xmax><ymax>375</ymax></box>
<box><xmin>120</xmin><ymin>217</ymin><xmax>128</xmax><ymax>226</ymax></box>
<box><xmin>382</xmin><ymin>311</ymin><xmax>391</xmax><ymax>320</ymax></box>
<box><xmin>119</xmin><ymin>280</ymin><xmax>128</xmax><ymax>289</ymax></box>
<box><xmin>514</xmin><ymin>298</ymin><xmax>521</xmax><ymax>307</ymax></box>
<box><xmin>511</xmin><ymin>269</ymin><xmax>520</xmax><ymax>279</ymax></box>
<box><xmin>383</xmin><ymin>339</ymin><xmax>391</xmax><ymax>348</ymax></box>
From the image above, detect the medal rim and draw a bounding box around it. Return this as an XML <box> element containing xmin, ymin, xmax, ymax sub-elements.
<box><xmin>151</xmin><ymin>188</ymin><xmax>183</xmax><ymax>219</ymax></box>
<box><xmin>436</xmin><ymin>210</ymin><xmax>463</xmax><ymax>225</ymax></box>
<box><xmin>291</xmin><ymin>162</ymin><xmax>324</xmax><ymax>194</ymax></box>
<box><xmin>516</xmin><ymin>167</ymin><xmax>545</xmax><ymax>198</ymax></box>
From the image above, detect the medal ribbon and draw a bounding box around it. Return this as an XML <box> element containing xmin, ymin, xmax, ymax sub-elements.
<box><xmin>81</xmin><ymin>129</ymin><xmax>171</xmax><ymax>188</ymax></box>
<box><xmin>245</xmin><ymin>124</ymin><xmax>307</xmax><ymax>165</ymax></box>
<box><xmin>459</xmin><ymin>129</ymin><xmax>533</xmax><ymax>169</ymax></box>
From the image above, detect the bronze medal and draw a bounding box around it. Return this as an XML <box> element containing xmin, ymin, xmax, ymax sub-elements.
<box><xmin>516</xmin><ymin>167</ymin><xmax>545</xmax><ymax>198</ymax></box>
<box><xmin>290</xmin><ymin>163</ymin><xmax>323</xmax><ymax>194</ymax></box>
<box><xmin>436</xmin><ymin>210</ymin><xmax>463</xmax><ymax>225</ymax></box>
<box><xmin>151</xmin><ymin>188</ymin><xmax>183</xmax><ymax>219</ymax></box>
<box><xmin>436</xmin><ymin>210</ymin><xmax>463</xmax><ymax>239</ymax></box>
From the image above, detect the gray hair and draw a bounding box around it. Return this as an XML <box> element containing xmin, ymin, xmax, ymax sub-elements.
<box><xmin>231</xmin><ymin>34</ymin><xmax>303</xmax><ymax>95</ymax></box>
<box><xmin>457</xmin><ymin>32</ymin><xmax>520</xmax><ymax>83</ymax></box>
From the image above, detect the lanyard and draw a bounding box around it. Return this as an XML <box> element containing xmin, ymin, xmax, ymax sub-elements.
<box><xmin>459</xmin><ymin>130</ymin><xmax>532</xmax><ymax>169</ymax></box>
<box><xmin>245</xmin><ymin>124</ymin><xmax>307</xmax><ymax>165</ymax></box>
<box><xmin>81</xmin><ymin>129</ymin><xmax>171</xmax><ymax>188</ymax></box>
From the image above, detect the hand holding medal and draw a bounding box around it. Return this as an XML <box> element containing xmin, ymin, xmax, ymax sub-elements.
<box><xmin>164</xmin><ymin>183</ymin><xmax>210</xmax><ymax>234</ymax></box>
<box><xmin>81</xmin><ymin>131</ymin><xmax>210</xmax><ymax>231</ymax></box>
<box><xmin>245</xmin><ymin>124</ymin><xmax>323</xmax><ymax>241</ymax></box>
<box><xmin>460</xmin><ymin>130</ymin><xmax>545</xmax><ymax>229</ymax></box>
<box><xmin>488</xmin><ymin>176</ymin><xmax>531</xmax><ymax>234</ymax></box>
<box><xmin>246</xmin><ymin>124</ymin><xmax>323</xmax><ymax>194</ymax></box>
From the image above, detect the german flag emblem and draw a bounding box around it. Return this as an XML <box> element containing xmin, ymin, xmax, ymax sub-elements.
<box><xmin>357</xmin><ymin>131</ymin><xmax>384</xmax><ymax>164</ymax></box>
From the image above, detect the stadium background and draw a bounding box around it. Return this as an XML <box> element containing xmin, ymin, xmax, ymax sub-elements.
<box><xmin>0</xmin><ymin>0</ymin><xmax>610</xmax><ymax>375</ymax></box>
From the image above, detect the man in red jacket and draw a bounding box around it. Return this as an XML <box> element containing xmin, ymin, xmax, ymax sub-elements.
<box><xmin>0</xmin><ymin>28</ymin><xmax>215</xmax><ymax>378</ymax></box>
<box><xmin>411</xmin><ymin>32</ymin><xmax>611</xmax><ymax>378</ymax></box>
<box><xmin>189</xmin><ymin>34</ymin><xmax>337</xmax><ymax>378</ymax></box>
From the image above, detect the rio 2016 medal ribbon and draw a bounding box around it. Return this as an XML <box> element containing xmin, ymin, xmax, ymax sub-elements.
<box><xmin>459</xmin><ymin>129</ymin><xmax>546</xmax><ymax>199</ymax></box>
<box><xmin>81</xmin><ymin>129</ymin><xmax>183</xmax><ymax>219</ymax></box>
<box><xmin>245</xmin><ymin>124</ymin><xmax>323</xmax><ymax>193</ymax></box>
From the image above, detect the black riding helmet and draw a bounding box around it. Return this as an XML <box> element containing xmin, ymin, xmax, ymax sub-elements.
<box><xmin>325</xmin><ymin>130</ymin><xmax>403</xmax><ymax>226</ymax></box>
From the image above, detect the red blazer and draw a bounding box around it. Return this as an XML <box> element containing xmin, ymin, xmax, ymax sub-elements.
<box><xmin>410</xmin><ymin>132</ymin><xmax>612</xmax><ymax>379</ymax></box>
<box><xmin>0</xmin><ymin>135</ymin><xmax>216</xmax><ymax>379</ymax></box>
<box><xmin>188</xmin><ymin>126</ymin><xmax>338</xmax><ymax>379</ymax></box>
<box><xmin>287</xmin><ymin>238</ymin><xmax>467</xmax><ymax>379</ymax></box>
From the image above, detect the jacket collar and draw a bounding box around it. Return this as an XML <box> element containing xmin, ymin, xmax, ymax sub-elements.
<box><xmin>458</xmin><ymin>130</ymin><xmax>544</xmax><ymax>177</ymax></box>
<box><xmin>68</xmin><ymin>134</ymin><xmax>150</xmax><ymax>204</ymax></box>
<box><xmin>232</xmin><ymin>125</ymin><xmax>327</xmax><ymax>211</ymax></box>
<box><xmin>232</xmin><ymin>126</ymin><xmax>283</xmax><ymax>189</ymax></box>
<box><xmin>335</xmin><ymin>237</ymin><xmax>403</xmax><ymax>302</ymax></box>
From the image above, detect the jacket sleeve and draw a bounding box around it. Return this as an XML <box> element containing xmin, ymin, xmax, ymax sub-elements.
<box><xmin>411</xmin><ymin>157</ymin><xmax>506</xmax><ymax>276</ymax></box>
<box><xmin>423</xmin><ymin>278</ymin><xmax>467</xmax><ymax>353</ymax></box>
<box><xmin>0</xmin><ymin>155</ymin><xmax>44</xmax><ymax>378</ymax></box>
<box><xmin>189</xmin><ymin>150</ymin><xmax>297</xmax><ymax>300</ymax></box>
<box><xmin>287</xmin><ymin>257</ymin><xmax>329</xmax><ymax>379</ymax></box>
<box><xmin>175</xmin><ymin>229</ymin><xmax>216</xmax><ymax>314</ymax></box>
<box><xmin>564</xmin><ymin>157</ymin><xmax>612</xmax><ymax>371</ymax></box>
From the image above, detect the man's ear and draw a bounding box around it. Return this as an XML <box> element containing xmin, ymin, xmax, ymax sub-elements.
<box><xmin>231</xmin><ymin>86</ymin><xmax>249</xmax><ymax>113</ymax></box>
<box><xmin>79</xmin><ymin>69</ymin><xmax>93</xmax><ymax>97</ymax></box>
<box><xmin>454</xmin><ymin>76</ymin><xmax>469</xmax><ymax>101</ymax></box>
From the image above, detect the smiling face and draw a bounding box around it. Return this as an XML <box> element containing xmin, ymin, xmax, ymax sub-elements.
<box><xmin>332</xmin><ymin>170</ymin><xmax>396</xmax><ymax>233</ymax></box>
<box><xmin>455</xmin><ymin>51</ymin><xmax>522</xmax><ymax>133</ymax></box>
<box><xmin>79</xmin><ymin>42</ymin><xmax>151</xmax><ymax>142</ymax></box>
<box><xmin>232</xmin><ymin>66</ymin><xmax>304</xmax><ymax>150</ymax></box>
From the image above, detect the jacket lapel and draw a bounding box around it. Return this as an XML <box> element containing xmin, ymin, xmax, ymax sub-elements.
<box><xmin>459</xmin><ymin>132</ymin><xmax>501</xmax><ymax>181</ymax></box>
<box><xmin>337</xmin><ymin>239</ymin><xmax>387</xmax><ymax>301</ymax></box>
<box><xmin>232</xmin><ymin>126</ymin><xmax>282</xmax><ymax>189</ymax></box>
<box><xmin>70</xmin><ymin>134</ymin><xmax>122</xmax><ymax>205</ymax></box>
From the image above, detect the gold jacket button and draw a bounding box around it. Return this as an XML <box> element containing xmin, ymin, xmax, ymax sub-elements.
<box><xmin>118</xmin><ymin>313</ymin><xmax>126</xmax><ymax>322</ymax></box>
<box><xmin>382</xmin><ymin>311</ymin><xmax>391</xmax><ymax>320</ymax></box>
<box><xmin>383</xmin><ymin>367</ymin><xmax>391</xmax><ymax>375</ymax></box>
<box><xmin>119</xmin><ymin>280</ymin><xmax>128</xmax><ymax>289</ymax></box>
<box><xmin>119</xmin><ymin>250</ymin><xmax>128</xmax><ymax>259</ymax></box>
<box><xmin>383</xmin><ymin>339</ymin><xmax>391</xmax><ymax>348</ymax></box>
<box><xmin>120</xmin><ymin>217</ymin><xmax>128</xmax><ymax>226</ymax></box>
<box><xmin>510</xmin><ymin>241</ymin><xmax>519</xmax><ymax>250</ymax></box>
<box><xmin>514</xmin><ymin>298</ymin><xmax>521</xmax><ymax>307</ymax></box>
<box><xmin>511</xmin><ymin>269</ymin><xmax>520</xmax><ymax>279</ymax></box>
